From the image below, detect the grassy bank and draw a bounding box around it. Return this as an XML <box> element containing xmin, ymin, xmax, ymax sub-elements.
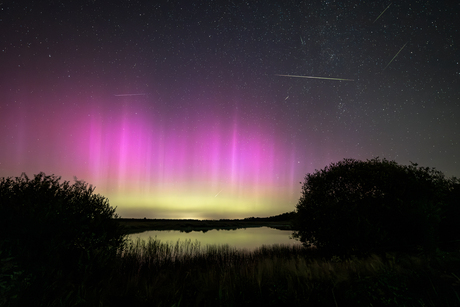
<box><xmin>102</xmin><ymin>238</ymin><xmax>460</xmax><ymax>307</ymax></box>
<box><xmin>6</xmin><ymin>237</ymin><xmax>460</xmax><ymax>306</ymax></box>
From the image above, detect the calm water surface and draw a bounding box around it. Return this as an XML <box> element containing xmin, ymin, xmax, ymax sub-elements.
<box><xmin>128</xmin><ymin>227</ymin><xmax>301</xmax><ymax>251</ymax></box>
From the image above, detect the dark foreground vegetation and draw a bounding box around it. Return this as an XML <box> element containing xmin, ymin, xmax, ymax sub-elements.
<box><xmin>293</xmin><ymin>158</ymin><xmax>460</xmax><ymax>257</ymax></box>
<box><xmin>119</xmin><ymin>212</ymin><xmax>296</xmax><ymax>234</ymax></box>
<box><xmin>1</xmin><ymin>158</ymin><xmax>460</xmax><ymax>306</ymax></box>
<box><xmin>117</xmin><ymin>238</ymin><xmax>460</xmax><ymax>307</ymax></box>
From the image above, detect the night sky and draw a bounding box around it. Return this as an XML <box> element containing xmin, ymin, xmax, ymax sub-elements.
<box><xmin>1</xmin><ymin>1</ymin><xmax>459</xmax><ymax>219</ymax></box>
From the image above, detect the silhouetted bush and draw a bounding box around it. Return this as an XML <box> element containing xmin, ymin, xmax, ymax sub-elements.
<box><xmin>0</xmin><ymin>172</ymin><xmax>126</xmax><ymax>306</ymax></box>
<box><xmin>292</xmin><ymin>158</ymin><xmax>458</xmax><ymax>257</ymax></box>
<box><xmin>439</xmin><ymin>183</ymin><xmax>460</xmax><ymax>250</ymax></box>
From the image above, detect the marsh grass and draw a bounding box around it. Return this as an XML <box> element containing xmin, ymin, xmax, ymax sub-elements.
<box><xmin>4</xmin><ymin>237</ymin><xmax>460</xmax><ymax>306</ymax></box>
<box><xmin>106</xmin><ymin>237</ymin><xmax>460</xmax><ymax>307</ymax></box>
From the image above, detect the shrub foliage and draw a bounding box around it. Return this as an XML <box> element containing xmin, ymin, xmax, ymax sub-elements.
<box><xmin>0</xmin><ymin>172</ymin><xmax>126</xmax><ymax>306</ymax></box>
<box><xmin>292</xmin><ymin>158</ymin><xmax>459</xmax><ymax>256</ymax></box>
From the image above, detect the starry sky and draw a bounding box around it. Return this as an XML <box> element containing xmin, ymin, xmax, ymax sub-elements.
<box><xmin>1</xmin><ymin>1</ymin><xmax>459</xmax><ymax>219</ymax></box>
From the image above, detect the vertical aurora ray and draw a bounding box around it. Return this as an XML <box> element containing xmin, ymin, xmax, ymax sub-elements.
<box><xmin>97</xmin><ymin>96</ymin><xmax>302</xmax><ymax>218</ymax></box>
<box><xmin>1</xmin><ymin>0</ymin><xmax>458</xmax><ymax>221</ymax></box>
<box><xmin>0</xmin><ymin>94</ymin><xmax>310</xmax><ymax>219</ymax></box>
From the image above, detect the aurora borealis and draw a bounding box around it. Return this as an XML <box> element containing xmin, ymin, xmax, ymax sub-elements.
<box><xmin>1</xmin><ymin>1</ymin><xmax>459</xmax><ymax>219</ymax></box>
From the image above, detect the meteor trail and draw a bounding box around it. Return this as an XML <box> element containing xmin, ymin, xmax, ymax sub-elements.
<box><xmin>214</xmin><ymin>189</ymin><xmax>223</xmax><ymax>197</ymax></box>
<box><xmin>114</xmin><ymin>93</ymin><xmax>146</xmax><ymax>97</ymax></box>
<box><xmin>383</xmin><ymin>41</ymin><xmax>408</xmax><ymax>71</ymax></box>
<box><xmin>275</xmin><ymin>74</ymin><xmax>354</xmax><ymax>81</ymax></box>
<box><xmin>373</xmin><ymin>3</ymin><xmax>392</xmax><ymax>23</ymax></box>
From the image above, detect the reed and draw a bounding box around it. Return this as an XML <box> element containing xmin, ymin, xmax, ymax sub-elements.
<box><xmin>6</xmin><ymin>236</ymin><xmax>459</xmax><ymax>306</ymax></box>
<box><xmin>108</xmin><ymin>237</ymin><xmax>460</xmax><ymax>307</ymax></box>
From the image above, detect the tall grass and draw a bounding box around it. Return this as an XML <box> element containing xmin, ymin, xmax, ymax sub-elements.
<box><xmin>109</xmin><ymin>237</ymin><xmax>460</xmax><ymax>307</ymax></box>
<box><xmin>6</xmin><ymin>236</ymin><xmax>459</xmax><ymax>306</ymax></box>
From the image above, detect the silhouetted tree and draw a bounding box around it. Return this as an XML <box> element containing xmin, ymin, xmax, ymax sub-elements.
<box><xmin>292</xmin><ymin>158</ymin><xmax>458</xmax><ymax>257</ymax></box>
<box><xmin>0</xmin><ymin>172</ymin><xmax>126</xmax><ymax>306</ymax></box>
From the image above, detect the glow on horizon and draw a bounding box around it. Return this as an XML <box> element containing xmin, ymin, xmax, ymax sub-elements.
<box><xmin>0</xmin><ymin>95</ymin><xmax>320</xmax><ymax>219</ymax></box>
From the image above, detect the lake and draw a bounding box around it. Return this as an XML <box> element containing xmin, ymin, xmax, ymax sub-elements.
<box><xmin>128</xmin><ymin>226</ymin><xmax>301</xmax><ymax>251</ymax></box>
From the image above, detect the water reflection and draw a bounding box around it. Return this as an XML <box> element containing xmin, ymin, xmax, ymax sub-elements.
<box><xmin>128</xmin><ymin>227</ymin><xmax>301</xmax><ymax>251</ymax></box>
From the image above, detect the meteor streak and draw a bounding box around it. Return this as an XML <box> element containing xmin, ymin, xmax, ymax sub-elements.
<box><xmin>383</xmin><ymin>41</ymin><xmax>408</xmax><ymax>71</ymax></box>
<box><xmin>275</xmin><ymin>74</ymin><xmax>354</xmax><ymax>81</ymax></box>
<box><xmin>114</xmin><ymin>93</ymin><xmax>146</xmax><ymax>97</ymax></box>
<box><xmin>214</xmin><ymin>189</ymin><xmax>223</xmax><ymax>197</ymax></box>
<box><xmin>373</xmin><ymin>3</ymin><xmax>392</xmax><ymax>23</ymax></box>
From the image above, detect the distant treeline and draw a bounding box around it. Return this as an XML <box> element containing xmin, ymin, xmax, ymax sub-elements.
<box><xmin>241</xmin><ymin>211</ymin><xmax>296</xmax><ymax>222</ymax></box>
<box><xmin>119</xmin><ymin>211</ymin><xmax>296</xmax><ymax>222</ymax></box>
<box><xmin>117</xmin><ymin>212</ymin><xmax>297</xmax><ymax>234</ymax></box>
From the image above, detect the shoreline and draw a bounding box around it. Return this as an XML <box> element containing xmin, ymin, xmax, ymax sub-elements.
<box><xmin>117</xmin><ymin>218</ymin><xmax>295</xmax><ymax>234</ymax></box>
